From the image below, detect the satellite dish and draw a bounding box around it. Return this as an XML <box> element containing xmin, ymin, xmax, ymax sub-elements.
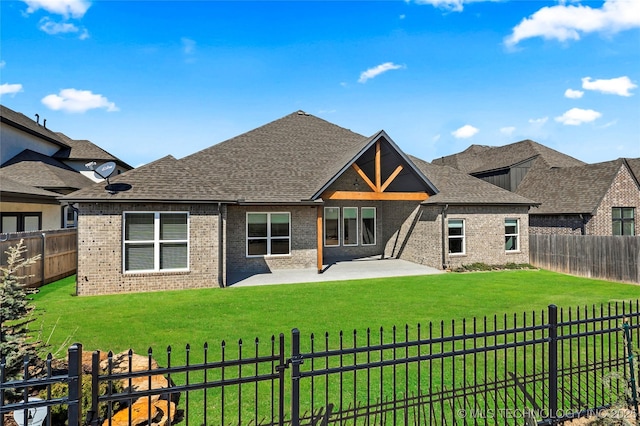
<box><xmin>13</xmin><ymin>397</ymin><xmax>47</xmax><ymax>426</ymax></box>
<box><xmin>94</xmin><ymin>161</ymin><xmax>116</xmax><ymax>180</ymax></box>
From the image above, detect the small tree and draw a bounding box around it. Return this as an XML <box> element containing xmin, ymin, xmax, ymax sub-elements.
<box><xmin>0</xmin><ymin>239</ymin><xmax>42</xmax><ymax>380</ymax></box>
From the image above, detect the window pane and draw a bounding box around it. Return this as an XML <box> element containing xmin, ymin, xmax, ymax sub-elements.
<box><xmin>2</xmin><ymin>216</ymin><xmax>17</xmax><ymax>233</ymax></box>
<box><xmin>125</xmin><ymin>244</ymin><xmax>154</xmax><ymax>271</ymax></box>
<box><xmin>248</xmin><ymin>214</ymin><xmax>268</xmax><ymax>238</ymax></box>
<box><xmin>612</xmin><ymin>221</ymin><xmax>622</xmax><ymax>235</ymax></box>
<box><xmin>160</xmin><ymin>243</ymin><xmax>188</xmax><ymax>269</ymax></box>
<box><xmin>449</xmin><ymin>238</ymin><xmax>463</xmax><ymax>254</ymax></box>
<box><xmin>160</xmin><ymin>213</ymin><xmax>187</xmax><ymax>240</ymax></box>
<box><xmin>125</xmin><ymin>213</ymin><xmax>154</xmax><ymax>240</ymax></box>
<box><xmin>324</xmin><ymin>207</ymin><xmax>339</xmax><ymax>246</ymax></box>
<box><xmin>612</xmin><ymin>208</ymin><xmax>622</xmax><ymax>219</ymax></box>
<box><xmin>623</xmin><ymin>221</ymin><xmax>635</xmax><ymax>236</ymax></box>
<box><xmin>622</xmin><ymin>208</ymin><xmax>634</xmax><ymax>219</ymax></box>
<box><xmin>361</xmin><ymin>208</ymin><xmax>376</xmax><ymax>245</ymax></box>
<box><xmin>505</xmin><ymin>219</ymin><xmax>518</xmax><ymax>235</ymax></box>
<box><xmin>448</xmin><ymin>220</ymin><xmax>463</xmax><ymax>236</ymax></box>
<box><xmin>248</xmin><ymin>239</ymin><xmax>267</xmax><ymax>255</ymax></box>
<box><xmin>271</xmin><ymin>213</ymin><xmax>290</xmax><ymax>237</ymax></box>
<box><xmin>505</xmin><ymin>235</ymin><xmax>518</xmax><ymax>251</ymax></box>
<box><xmin>271</xmin><ymin>239</ymin><xmax>290</xmax><ymax>255</ymax></box>
<box><xmin>24</xmin><ymin>216</ymin><xmax>40</xmax><ymax>232</ymax></box>
<box><xmin>343</xmin><ymin>207</ymin><xmax>358</xmax><ymax>246</ymax></box>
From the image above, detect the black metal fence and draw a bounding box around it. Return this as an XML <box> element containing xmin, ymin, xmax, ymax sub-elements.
<box><xmin>2</xmin><ymin>302</ymin><xmax>639</xmax><ymax>426</ymax></box>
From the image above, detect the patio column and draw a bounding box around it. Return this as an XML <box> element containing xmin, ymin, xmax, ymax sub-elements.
<box><xmin>317</xmin><ymin>206</ymin><xmax>323</xmax><ymax>273</ymax></box>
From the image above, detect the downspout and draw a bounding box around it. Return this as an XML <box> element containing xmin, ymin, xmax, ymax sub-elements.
<box><xmin>579</xmin><ymin>214</ymin><xmax>586</xmax><ymax>235</ymax></box>
<box><xmin>441</xmin><ymin>204</ymin><xmax>449</xmax><ymax>269</ymax></box>
<box><xmin>41</xmin><ymin>232</ymin><xmax>46</xmax><ymax>287</ymax></box>
<box><xmin>218</xmin><ymin>203</ymin><xmax>225</xmax><ymax>288</ymax></box>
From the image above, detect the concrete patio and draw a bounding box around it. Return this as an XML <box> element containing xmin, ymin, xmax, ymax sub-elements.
<box><xmin>227</xmin><ymin>257</ymin><xmax>444</xmax><ymax>287</ymax></box>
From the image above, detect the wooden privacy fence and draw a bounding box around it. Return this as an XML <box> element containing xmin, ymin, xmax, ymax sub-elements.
<box><xmin>0</xmin><ymin>229</ymin><xmax>77</xmax><ymax>287</ymax></box>
<box><xmin>530</xmin><ymin>234</ymin><xmax>640</xmax><ymax>284</ymax></box>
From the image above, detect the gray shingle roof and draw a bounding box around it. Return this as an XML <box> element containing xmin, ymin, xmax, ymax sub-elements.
<box><xmin>53</xmin><ymin>132</ymin><xmax>133</xmax><ymax>169</ymax></box>
<box><xmin>411</xmin><ymin>157</ymin><xmax>537</xmax><ymax>206</ymax></box>
<box><xmin>0</xmin><ymin>104</ymin><xmax>68</xmax><ymax>148</ymax></box>
<box><xmin>1</xmin><ymin>149</ymin><xmax>94</xmax><ymax>192</ymax></box>
<box><xmin>626</xmin><ymin>158</ymin><xmax>640</xmax><ymax>183</ymax></box>
<box><xmin>0</xmin><ymin>172</ymin><xmax>61</xmax><ymax>198</ymax></box>
<box><xmin>515</xmin><ymin>159</ymin><xmax>629</xmax><ymax>214</ymax></box>
<box><xmin>432</xmin><ymin>140</ymin><xmax>585</xmax><ymax>174</ymax></box>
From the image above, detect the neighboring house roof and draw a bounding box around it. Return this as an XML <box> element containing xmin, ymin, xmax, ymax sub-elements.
<box><xmin>53</xmin><ymin>132</ymin><xmax>134</xmax><ymax>169</ymax></box>
<box><xmin>64</xmin><ymin>111</ymin><xmax>438</xmax><ymax>204</ymax></box>
<box><xmin>1</xmin><ymin>149</ymin><xmax>94</xmax><ymax>192</ymax></box>
<box><xmin>432</xmin><ymin>140</ymin><xmax>586</xmax><ymax>174</ymax></box>
<box><xmin>0</xmin><ymin>104</ymin><xmax>69</xmax><ymax>148</ymax></box>
<box><xmin>411</xmin><ymin>157</ymin><xmax>537</xmax><ymax>206</ymax></box>
<box><xmin>515</xmin><ymin>158</ymin><xmax>634</xmax><ymax>215</ymax></box>
<box><xmin>0</xmin><ymin>172</ymin><xmax>61</xmax><ymax>202</ymax></box>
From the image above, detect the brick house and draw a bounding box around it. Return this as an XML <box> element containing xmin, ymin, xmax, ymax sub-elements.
<box><xmin>0</xmin><ymin>105</ymin><xmax>132</xmax><ymax>232</ymax></box>
<box><xmin>434</xmin><ymin>140</ymin><xmax>639</xmax><ymax>236</ymax></box>
<box><xmin>63</xmin><ymin>111</ymin><xmax>536</xmax><ymax>295</ymax></box>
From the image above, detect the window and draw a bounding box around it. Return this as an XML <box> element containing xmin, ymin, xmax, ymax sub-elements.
<box><xmin>612</xmin><ymin>207</ymin><xmax>635</xmax><ymax>236</ymax></box>
<box><xmin>63</xmin><ymin>205</ymin><xmax>77</xmax><ymax>228</ymax></box>
<box><xmin>247</xmin><ymin>212</ymin><xmax>291</xmax><ymax>256</ymax></box>
<box><xmin>448</xmin><ymin>219</ymin><xmax>465</xmax><ymax>254</ymax></box>
<box><xmin>343</xmin><ymin>207</ymin><xmax>358</xmax><ymax>246</ymax></box>
<box><xmin>324</xmin><ymin>207</ymin><xmax>340</xmax><ymax>246</ymax></box>
<box><xmin>0</xmin><ymin>213</ymin><xmax>41</xmax><ymax>233</ymax></box>
<box><xmin>361</xmin><ymin>207</ymin><xmax>376</xmax><ymax>245</ymax></box>
<box><xmin>123</xmin><ymin>212</ymin><xmax>189</xmax><ymax>272</ymax></box>
<box><xmin>505</xmin><ymin>218</ymin><xmax>519</xmax><ymax>251</ymax></box>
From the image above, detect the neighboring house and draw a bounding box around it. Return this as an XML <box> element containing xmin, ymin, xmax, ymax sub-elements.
<box><xmin>0</xmin><ymin>105</ymin><xmax>133</xmax><ymax>233</ymax></box>
<box><xmin>433</xmin><ymin>140</ymin><xmax>640</xmax><ymax>236</ymax></box>
<box><xmin>63</xmin><ymin>111</ymin><xmax>536</xmax><ymax>295</ymax></box>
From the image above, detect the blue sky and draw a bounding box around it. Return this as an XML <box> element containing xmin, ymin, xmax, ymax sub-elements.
<box><xmin>1</xmin><ymin>0</ymin><xmax>639</xmax><ymax>167</ymax></box>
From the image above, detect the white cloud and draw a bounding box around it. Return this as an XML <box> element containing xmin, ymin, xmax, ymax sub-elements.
<box><xmin>432</xmin><ymin>134</ymin><xmax>441</xmax><ymax>142</ymax></box>
<box><xmin>582</xmin><ymin>76</ymin><xmax>637</xmax><ymax>97</ymax></box>
<box><xmin>505</xmin><ymin>0</ymin><xmax>640</xmax><ymax>48</ymax></box>
<box><xmin>451</xmin><ymin>124</ymin><xmax>479</xmax><ymax>139</ymax></box>
<box><xmin>0</xmin><ymin>83</ymin><xmax>24</xmax><ymax>96</ymax></box>
<box><xmin>181</xmin><ymin>37</ymin><xmax>196</xmax><ymax>54</ymax></box>
<box><xmin>500</xmin><ymin>126</ymin><xmax>516</xmax><ymax>136</ymax></box>
<box><xmin>528</xmin><ymin>117</ymin><xmax>549</xmax><ymax>125</ymax></box>
<box><xmin>41</xmin><ymin>88</ymin><xmax>118</xmax><ymax>113</ymax></box>
<box><xmin>23</xmin><ymin>0</ymin><xmax>91</xmax><ymax>18</ymax></box>
<box><xmin>555</xmin><ymin>108</ymin><xmax>602</xmax><ymax>125</ymax></box>
<box><xmin>564</xmin><ymin>88</ymin><xmax>584</xmax><ymax>99</ymax></box>
<box><xmin>412</xmin><ymin>0</ymin><xmax>492</xmax><ymax>13</ymax></box>
<box><xmin>39</xmin><ymin>17</ymin><xmax>79</xmax><ymax>34</ymax></box>
<box><xmin>399</xmin><ymin>14</ymin><xmax>406</xmax><ymax>19</ymax></box>
<box><xmin>0</xmin><ymin>61</ymin><xmax>5</xmax><ymax>68</ymax></box>
<box><xmin>358</xmin><ymin>62</ymin><xmax>405</xmax><ymax>83</ymax></box>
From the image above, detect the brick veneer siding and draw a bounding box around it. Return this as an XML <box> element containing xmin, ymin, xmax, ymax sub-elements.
<box><xmin>226</xmin><ymin>205</ymin><xmax>317</xmax><ymax>275</ymax></box>
<box><xmin>398</xmin><ymin>205</ymin><xmax>530</xmax><ymax>269</ymax></box>
<box><xmin>586</xmin><ymin>165</ymin><xmax>640</xmax><ymax>236</ymax></box>
<box><xmin>76</xmin><ymin>202</ymin><xmax>222</xmax><ymax>296</ymax></box>
<box><xmin>529</xmin><ymin>215</ymin><xmax>585</xmax><ymax>235</ymax></box>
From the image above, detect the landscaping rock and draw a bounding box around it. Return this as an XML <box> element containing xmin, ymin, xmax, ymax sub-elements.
<box><xmin>99</xmin><ymin>351</ymin><xmax>159</xmax><ymax>373</ymax></box>
<box><xmin>103</xmin><ymin>398</ymin><xmax>176</xmax><ymax>426</ymax></box>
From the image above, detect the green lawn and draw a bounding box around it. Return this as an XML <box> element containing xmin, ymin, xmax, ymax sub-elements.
<box><xmin>28</xmin><ymin>270</ymin><xmax>639</xmax><ymax>424</ymax></box>
<box><xmin>31</xmin><ymin>269</ymin><xmax>638</xmax><ymax>355</ymax></box>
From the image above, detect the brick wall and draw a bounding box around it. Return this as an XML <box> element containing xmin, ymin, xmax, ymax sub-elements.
<box><xmin>398</xmin><ymin>205</ymin><xmax>530</xmax><ymax>269</ymax></box>
<box><xmin>226</xmin><ymin>205</ymin><xmax>317</xmax><ymax>275</ymax></box>
<box><xmin>529</xmin><ymin>215</ymin><xmax>585</xmax><ymax>235</ymax></box>
<box><xmin>77</xmin><ymin>202</ymin><xmax>221</xmax><ymax>296</ymax></box>
<box><xmin>586</xmin><ymin>165</ymin><xmax>640</xmax><ymax>235</ymax></box>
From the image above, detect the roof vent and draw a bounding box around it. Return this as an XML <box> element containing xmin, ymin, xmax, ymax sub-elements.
<box><xmin>297</xmin><ymin>110</ymin><xmax>305</xmax><ymax>115</ymax></box>
<box><xmin>35</xmin><ymin>113</ymin><xmax>40</xmax><ymax>124</ymax></box>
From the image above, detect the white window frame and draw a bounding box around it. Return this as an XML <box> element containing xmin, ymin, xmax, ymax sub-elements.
<box><xmin>246</xmin><ymin>212</ymin><xmax>291</xmax><ymax>257</ymax></box>
<box><xmin>448</xmin><ymin>218</ymin><xmax>465</xmax><ymax>255</ymax></box>
<box><xmin>505</xmin><ymin>218</ymin><xmax>520</xmax><ymax>252</ymax></box>
<box><xmin>123</xmin><ymin>211</ymin><xmax>190</xmax><ymax>273</ymax></box>
<box><xmin>342</xmin><ymin>207</ymin><xmax>359</xmax><ymax>246</ymax></box>
<box><xmin>361</xmin><ymin>207</ymin><xmax>377</xmax><ymax>246</ymax></box>
<box><xmin>324</xmin><ymin>207</ymin><xmax>340</xmax><ymax>247</ymax></box>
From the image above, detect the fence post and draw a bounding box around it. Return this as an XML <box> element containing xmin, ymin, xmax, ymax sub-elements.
<box><xmin>623</xmin><ymin>321</ymin><xmax>639</xmax><ymax>422</ymax></box>
<box><xmin>290</xmin><ymin>328</ymin><xmax>301</xmax><ymax>426</ymax></box>
<box><xmin>548</xmin><ymin>305</ymin><xmax>558</xmax><ymax>425</ymax></box>
<box><xmin>67</xmin><ymin>343</ymin><xmax>83</xmax><ymax>426</ymax></box>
